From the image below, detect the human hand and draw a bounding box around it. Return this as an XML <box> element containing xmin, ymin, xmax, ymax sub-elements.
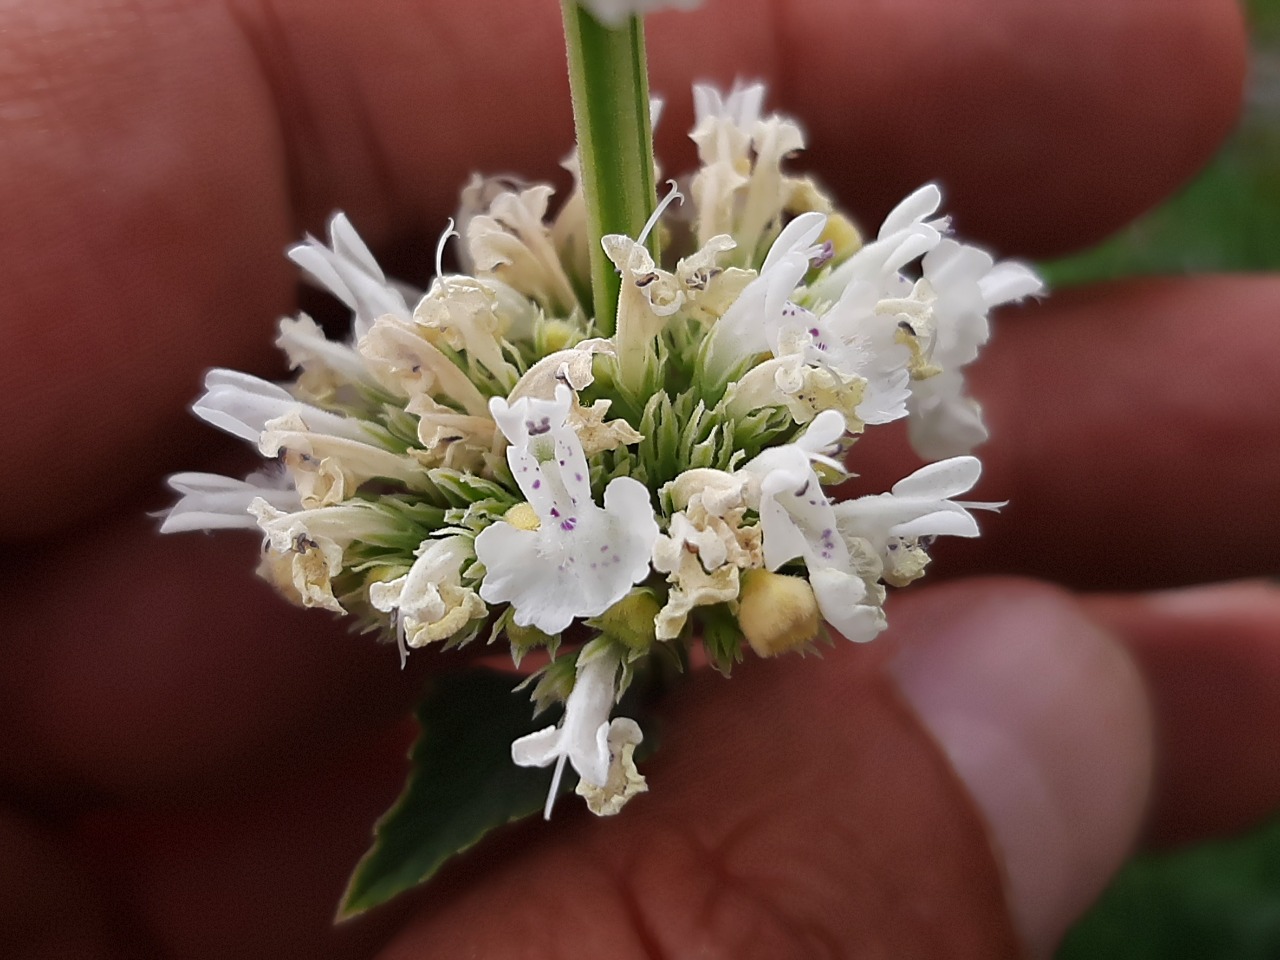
<box><xmin>2</xmin><ymin>0</ymin><xmax>1276</xmax><ymax>958</ymax></box>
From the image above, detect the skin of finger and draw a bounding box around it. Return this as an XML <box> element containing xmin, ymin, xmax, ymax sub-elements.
<box><xmin>846</xmin><ymin>276</ymin><xmax>1280</xmax><ymax>590</ymax></box>
<box><xmin>1084</xmin><ymin>581</ymin><xmax>1280</xmax><ymax>848</ymax></box>
<box><xmin>0</xmin><ymin>0</ymin><xmax>1246</xmax><ymax>537</ymax></box>
<box><xmin>66</xmin><ymin>721</ymin><xmax>419</xmax><ymax>960</ymax></box>
<box><xmin>0</xmin><ymin>513</ymin><xmax>434</xmax><ymax>803</ymax></box>
<box><xmin>379</xmin><ymin>584</ymin><xmax>1106</xmax><ymax>960</ymax></box>
<box><xmin>887</xmin><ymin>580</ymin><xmax>1152</xmax><ymax>957</ymax></box>
<box><xmin>0</xmin><ymin>809</ymin><xmax>135</xmax><ymax>960</ymax></box>
<box><xmin>46</xmin><ymin>578</ymin><xmax>1271</xmax><ymax>960</ymax></box>
<box><xmin>369</xmin><ymin>578</ymin><xmax>1150</xmax><ymax>959</ymax></box>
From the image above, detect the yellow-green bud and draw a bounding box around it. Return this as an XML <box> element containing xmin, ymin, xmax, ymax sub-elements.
<box><xmin>538</xmin><ymin>319</ymin><xmax>581</xmax><ymax>355</ymax></box>
<box><xmin>820</xmin><ymin>213</ymin><xmax>862</xmax><ymax>264</ymax></box>
<box><xmin>506</xmin><ymin>621</ymin><xmax>556</xmax><ymax>652</ymax></box>
<box><xmin>504</xmin><ymin>502</ymin><xmax>541</xmax><ymax>531</ymax></box>
<box><xmin>593</xmin><ymin>589</ymin><xmax>661</xmax><ymax>652</ymax></box>
<box><xmin>738</xmin><ymin>570</ymin><xmax>821</xmax><ymax>658</ymax></box>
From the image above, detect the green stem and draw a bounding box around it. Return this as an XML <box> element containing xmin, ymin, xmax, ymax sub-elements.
<box><xmin>560</xmin><ymin>2</ymin><xmax>658</xmax><ymax>336</ymax></box>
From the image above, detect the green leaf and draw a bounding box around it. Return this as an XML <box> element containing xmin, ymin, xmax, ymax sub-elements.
<box><xmin>338</xmin><ymin>670</ymin><xmax>564</xmax><ymax>920</ymax></box>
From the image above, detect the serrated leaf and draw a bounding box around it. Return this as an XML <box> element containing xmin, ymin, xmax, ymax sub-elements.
<box><xmin>339</xmin><ymin>670</ymin><xmax>564</xmax><ymax>920</ymax></box>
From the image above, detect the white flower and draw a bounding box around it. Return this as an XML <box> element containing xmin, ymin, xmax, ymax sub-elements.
<box><xmin>474</xmin><ymin>386</ymin><xmax>660</xmax><ymax>635</ymax></box>
<box><xmin>577</xmin><ymin>0</ymin><xmax>701</xmax><ymax>29</ymax></box>
<box><xmin>691</xmin><ymin>81</ymin><xmax>766</xmax><ymax>167</ymax></box>
<box><xmin>276</xmin><ymin>313</ymin><xmax>386</xmax><ymax>405</ymax></box>
<box><xmin>905</xmin><ymin>240</ymin><xmax>1043</xmax><ymax>457</ymax></box>
<box><xmin>369</xmin><ymin>536</ymin><xmax>486</xmax><ymax>666</ymax></box>
<box><xmin>739</xmin><ymin>411</ymin><xmax>887</xmax><ymax>643</ymax></box>
<box><xmin>689</xmin><ymin>82</ymin><xmax>820</xmax><ymax>257</ymax></box>
<box><xmin>358</xmin><ymin>314</ymin><xmax>491</xmax><ymax>415</ymax></box>
<box><xmin>288</xmin><ymin>213</ymin><xmax>412</xmax><ymax>341</ymax></box>
<box><xmin>250</xmin><ymin>499</ymin><xmax>401</xmax><ymax>614</ymax></box>
<box><xmin>511</xmin><ymin>644</ymin><xmax>644</xmax><ymax>818</ymax></box>
<box><xmin>159</xmin><ymin>470</ymin><xmax>300</xmax><ymax>534</ymax></box>
<box><xmin>507</xmin><ymin>338</ymin><xmax>643</xmax><ymax>456</ymax></box>
<box><xmin>466</xmin><ymin>185</ymin><xmax>579</xmax><ymax>315</ymax></box>
<box><xmin>192</xmin><ymin>369</ymin><xmax>373</xmax><ymax>447</ymax></box>
<box><xmin>835</xmin><ymin>456</ymin><xmax>1004</xmax><ymax>551</ymax></box>
<box><xmin>575</xmin><ymin>719</ymin><xmax>648</xmax><ymax>816</ymax></box>
<box><xmin>652</xmin><ymin>470</ymin><xmax>761</xmax><ymax>640</ymax></box>
<box><xmin>191</xmin><ymin>369</ymin><xmax>423</xmax><ymax>506</ymax></box>
<box><xmin>702</xmin><ymin>211</ymin><xmax>829</xmax><ymax>384</ymax></box>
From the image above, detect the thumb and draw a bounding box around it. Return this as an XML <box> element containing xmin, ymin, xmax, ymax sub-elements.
<box><xmin>375</xmin><ymin>578</ymin><xmax>1152</xmax><ymax>959</ymax></box>
<box><xmin>890</xmin><ymin>579</ymin><xmax>1154</xmax><ymax>956</ymax></box>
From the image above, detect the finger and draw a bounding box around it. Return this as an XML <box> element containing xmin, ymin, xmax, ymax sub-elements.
<box><xmin>687</xmin><ymin>0</ymin><xmax>1246</xmax><ymax>256</ymax></box>
<box><xmin>0</xmin><ymin>808</ymin><xmax>132</xmax><ymax>959</ymax></box>
<box><xmin>848</xmin><ymin>276</ymin><xmax>1280</xmax><ymax>589</ymax></box>
<box><xmin>69</xmin><ymin>721</ymin><xmax>418</xmax><ymax>960</ymax></box>
<box><xmin>361</xmin><ymin>580</ymin><xmax>1147</xmax><ymax>958</ymax></box>
<box><xmin>0</xmin><ymin>512</ymin><xmax>435</xmax><ymax>802</ymax></box>
<box><xmin>64</xmin><ymin>580</ymin><xmax>1144</xmax><ymax>959</ymax></box>
<box><xmin>1084</xmin><ymin>580</ymin><xmax>1280</xmax><ymax>848</ymax></box>
<box><xmin>0</xmin><ymin>0</ymin><xmax>1246</xmax><ymax>535</ymax></box>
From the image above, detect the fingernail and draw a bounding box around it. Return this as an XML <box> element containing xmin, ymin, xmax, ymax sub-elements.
<box><xmin>887</xmin><ymin>582</ymin><xmax>1154</xmax><ymax>957</ymax></box>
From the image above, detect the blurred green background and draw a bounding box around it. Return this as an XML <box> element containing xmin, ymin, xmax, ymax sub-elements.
<box><xmin>1052</xmin><ymin>1</ymin><xmax>1280</xmax><ymax>956</ymax></box>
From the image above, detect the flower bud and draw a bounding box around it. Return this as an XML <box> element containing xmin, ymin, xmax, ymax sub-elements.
<box><xmin>537</xmin><ymin>319</ymin><xmax>582</xmax><ymax>355</ymax></box>
<box><xmin>593</xmin><ymin>589</ymin><xmax>661</xmax><ymax>652</ymax></box>
<box><xmin>820</xmin><ymin>212</ymin><xmax>862</xmax><ymax>264</ymax></box>
<box><xmin>507</xmin><ymin>621</ymin><xmax>557</xmax><ymax>653</ymax></box>
<box><xmin>738</xmin><ymin>570</ymin><xmax>821</xmax><ymax>657</ymax></box>
<box><xmin>504</xmin><ymin>502</ymin><xmax>541</xmax><ymax>531</ymax></box>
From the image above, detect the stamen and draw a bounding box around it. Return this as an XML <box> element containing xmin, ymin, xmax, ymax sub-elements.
<box><xmin>637</xmin><ymin>180</ymin><xmax>685</xmax><ymax>248</ymax></box>
<box><xmin>394</xmin><ymin>610</ymin><xmax>409</xmax><ymax>670</ymax></box>
<box><xmin>544</xmin><ymin>753</ymin><xmax>568</xmax><ymax>820</ymax></box>
<box><xmin>435</xmin><ymin>218</ymin><xmax>460</xmax><ymax>279</ymax></box>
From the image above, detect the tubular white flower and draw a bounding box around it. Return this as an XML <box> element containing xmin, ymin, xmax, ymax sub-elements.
<box><xmin>276</xmin><ymin>313</ymin><xmax>387</xmax><ymax>404</ymax></box>
<box><xmin>689</xmin><ymin>82</ymin><xmax>816</xmax><ymax>256</ymax></box>
<box><xmin>905</xmin><ymin>239</ymin><xmax>1043</xmax><ymax>457</ymax></box>
<box><xmin>511</xmin><ymin>644</ymin><xmax>642</xmax><ymax>819</ymax></box>
<box><xmin>702</xmin><ymin>211</ymin><xmax>829</xmax><ymax>383</ymax></box>
<box><xmin>834</xmin><ymin>456</ymin><xmax>1005</xmax><ymax>551</ymax></box>
<box><xmin>248</xmin><ymin>498</ymin><xmax>400</xmax><ymax>615</ymax></box>
<box><xmin>652</xmin><ymin>470</ymin><xmax>761</xmax><ymax>640</ymax></box>
<box><xmin>369</xmin><ymin>536</ymin><xmax>486</xmax><ymax>665</ymax></box>
<box><xmin>466</xmin><ymin>185</ymin><xmax>579</xmax><ymax>315</ymax></box>
<box><xmin>739</xmin><ymin>411</ymin><xmax>886</xmax><ymax>642</ymax></box>
<box><xmin>159</xmin><ymin>471</ymin><xmax>300</xmax><ymax>534</ymax></box>
<box><xmin>474</xmin><ymin>386</ymin><xmax>659</xmax><ymax>635</ymax></box>
<box><xmin>192</xmin><ymin>369</ymin><xmax>376</xmax><ymax>447</ymax></box>
<box><xmin>416</xmin><ymin>281</ymin><xmax>516</xmax><ymax>385</ymax></box>
<box><xmin>288</xmin><ymin>213</ymin><xmax>412</xmax><ymax>341</ymax></box>
<box><xmin>691</xmin><ymin>81</ymin><xmax>766</xmax><ymax>165</ymax></box>
<box><xmin>358</xmin><ymin>315</ymin><xmax>491</xmax><ymax>415</ymax></box>
<box><xmin>809</xmin><ymin>184</ymin><xmax>948</xmax><ymax>306</ymax></box>
<box><xmin>507</xmin><ymin>339</ymin><xmax>642</xmax><ymax>456</ymax></box>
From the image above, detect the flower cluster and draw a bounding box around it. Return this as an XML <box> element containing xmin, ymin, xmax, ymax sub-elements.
<box><xmin>164</xmin><ymin>83</ymin><xmax>1040</xmax><ymax>817</ymax></box>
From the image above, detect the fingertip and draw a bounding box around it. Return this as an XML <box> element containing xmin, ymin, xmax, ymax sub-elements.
<box><xmin>888</xmin><ymin>579</ymin><xmax>1154</xmax><ymax>956</ymax></box>
<box><xmin>1085</xmin><ymin>580</ymin><xmax>1280</xmax><ymax>847</ymax></box>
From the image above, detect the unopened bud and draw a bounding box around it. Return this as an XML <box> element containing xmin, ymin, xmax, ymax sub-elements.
<box><xmin>738</xmin><ymin>569</ymin><xmax>821</xmax><ymax>657</ymax></box>
<box><xmin>504</xmin><ymin>502</ymin><xmax>541</xmax><ymax>531</ymax></box>
<box><xmin>507</xmin><ymin>621</ymin><xmax>556</xmax><ymax>653</ymax></box>
<box><xmin>593</xmin><ymin>589</ymin><xmax>661</xmax><ymax>652</ymax></box>
<box><xmin>820</xmin><ymin>213</ymin><xmax>862</xmax><ymax>265</ymax></box>
<box><xmin>537</xmin><ymin>319</ymin><xmax>581</xmax><ymax>355</ymax></box>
